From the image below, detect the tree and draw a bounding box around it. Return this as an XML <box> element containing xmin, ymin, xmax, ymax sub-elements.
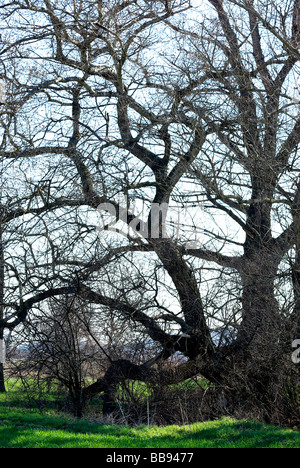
<box><xmin>0</xmin><ymin>0</ymin><xmax>299</xmax><ymax>423</ymax></box>
<box><xmin>0</xmin><ymin>215</ymin><xmax>5</xmax><ymax>392</ymax></box>
<box><xmin>11</xmin><ymin>293</ymin><xmax>162</xmax><ymax>418</ymax></box>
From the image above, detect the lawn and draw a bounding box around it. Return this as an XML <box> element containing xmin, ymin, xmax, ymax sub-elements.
<box><xmin>0</xmin><ymin>382</ymin><xmax>299</xmax><ymax>448</ymax></box>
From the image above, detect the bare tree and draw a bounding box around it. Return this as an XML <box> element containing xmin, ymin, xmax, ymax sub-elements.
<box><xmin>10</xmin><ymin>295</ymin><xmax>99</xmax><ymax>417</ymax></box>
<box><xmin>0</xmin><ymin>0</ymin><xmax>299</xmax><ymax>423</ymax></box>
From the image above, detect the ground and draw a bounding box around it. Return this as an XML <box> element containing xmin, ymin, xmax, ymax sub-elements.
<box><xmin>0</xmin><ymin>383</ymin><xmax>299</xmax><ymax>448</ymax></box>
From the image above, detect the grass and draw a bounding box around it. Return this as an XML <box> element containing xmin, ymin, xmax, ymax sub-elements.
<box><xmin>0</xmin><ymin>381</ymin><xmax>300</xmax><ymax>448</ymax></box>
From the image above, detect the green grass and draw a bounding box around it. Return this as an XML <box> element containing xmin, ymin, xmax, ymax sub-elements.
<box><xmin>0</xmin><ymin>382</ymin><xmax>300</xmax><ymax>448</ymax></box>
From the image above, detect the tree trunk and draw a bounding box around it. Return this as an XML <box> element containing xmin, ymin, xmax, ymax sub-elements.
<box><xmin>292</xmin><ymin>181</ymin><xmax>300</xmax><ymax>340</ymax></box>
<box><xmin>238</xmin><ymin>260</ymin><xmax>281</xmax><ymax>355</ymax></box>
<box><xmin>153</xmin><ymin>239</ymin><xmax>215</xmax><ymax>357</ymax></box>
<box><xmin>0</xmin><ymin>219</ymin><xmax>5</xmax><ymax>393</ymax></box>
<box><xmin>70</xmin><ymin>388</ymin><xmax>85</xmax><ymax>418</ymax></box>
<box><xmin>238</xmin><ymin>178</ymin><xmax>281</xmax><ymax>355</ymax></box>
<box><xmin>102</xmin><ymin>386</ymin><xmax>118</xmax><ymax>417</ymax></box>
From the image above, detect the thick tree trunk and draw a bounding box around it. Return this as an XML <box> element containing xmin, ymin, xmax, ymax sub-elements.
<box><xmin>238</xmin><ymin>260</ymin><xmax>281</xmax><ymax>355</ymax></box>
<box><xmin>0</xmin><ymin>220</ymin><xmax>5</xmax><ymax>393</ymax></box>
<box><xmin>237</xmin><ymin>177</ymin><xmax>281</xmax><ymax>354</ymax></box>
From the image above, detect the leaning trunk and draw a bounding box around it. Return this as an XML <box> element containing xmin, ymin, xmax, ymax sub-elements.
<box><xmin>153</xmin><ymin>239</ymin><xmax>215</xmax><ymax>358</ymax></box>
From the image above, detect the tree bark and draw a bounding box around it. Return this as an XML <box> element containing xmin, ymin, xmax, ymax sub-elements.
<box><xmin>293</xmin><ymin>246</ymin><xmax>300</xmax><ymax>340</ymax></box>
<box><xmin>238</xmin><ymin>255</ymin><xmax>281</xmax><ymax>354</ymax></box>
<box><xmin>0</xmin><ymin>217</ymin><xmax>5</xmax><ymax>393</ymax></box>
<box><xmin>292</xmin><ymin>179</ymin><xmax>300</xmax><ymax>339</ymax></box>
<box><xmin>236</xmin><ymin>173</ymin><xmax>281</xmax><ymax>355</ymax></box>
<box><xmin>153</xmin><ymin>239</ymin><xmax>216</xmax><ymax>358</ymax></box>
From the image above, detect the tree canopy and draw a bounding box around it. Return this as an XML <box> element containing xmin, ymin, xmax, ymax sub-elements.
<box><xmin>0</xmin><ymin>0</ymin><xmax>299</xmax><ymax>422</ymax></box>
